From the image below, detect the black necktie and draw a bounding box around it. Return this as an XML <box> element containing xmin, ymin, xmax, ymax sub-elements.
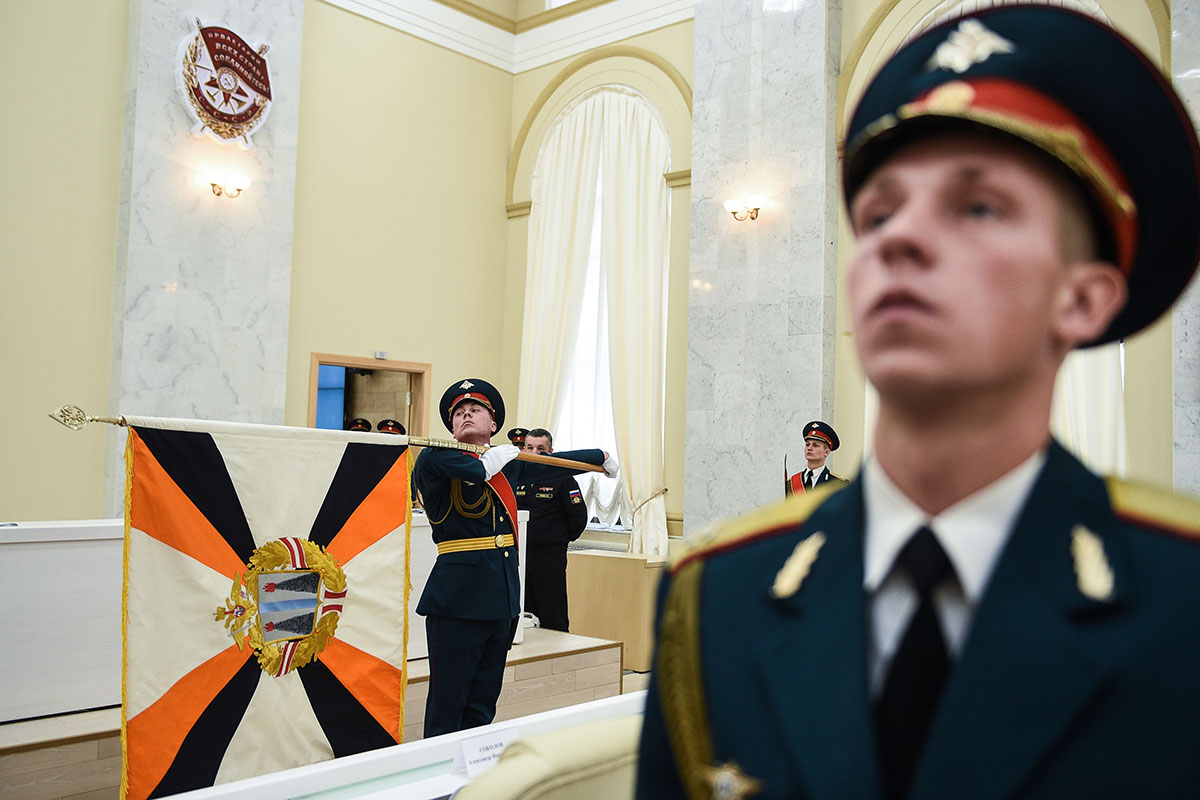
<box><xmin>806</xmin><ymin>470</ymin><xmax>815</xmax><ymax>489</ymax></box>
<box><xmin>875</xmin><ymin>526</ymin><xmax>955</xmax><ymax>800</ymax></box>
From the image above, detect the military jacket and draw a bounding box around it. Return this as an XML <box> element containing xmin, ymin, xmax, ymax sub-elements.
<box><xmin>515</xmin><ymin>474</ymin><xmax>589</xmax><ymax>547</ymax></box>
<box><xmin>786</xmin><ymin>466</ymin><xmax>848</xmax><ymax>497</ymax></box>
<box><xmin>638</xmin><ymin>441</ymin><xmax>1200</xmax><ymax>800</ymax></box>
<box><xmin>413</xmin><ymin>447</ymin><xmax>604</xmax><ymax>621</ymax></box>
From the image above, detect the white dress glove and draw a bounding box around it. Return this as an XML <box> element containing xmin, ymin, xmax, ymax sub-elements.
<box><xmin>602</xmin><ymin>453</ymin><xmax>620</xmax><ymax>479</ymax></box>
<box><xmin>480</xmin><ymin>444</ymin><xmax>520</xmax><ymax>479</ymax></box>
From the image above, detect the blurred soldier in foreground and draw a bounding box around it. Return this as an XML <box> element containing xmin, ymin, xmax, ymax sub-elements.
<box><xmin>638</xmin><ymin>6</ymin><xmax>1200</xmax><ymax>799</ymax></box>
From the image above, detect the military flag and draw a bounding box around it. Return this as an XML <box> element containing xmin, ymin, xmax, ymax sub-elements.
<box><xmin>120</xmin><ymin>417</ymin><xmax>411</xmax><ymax>799</ymax></box>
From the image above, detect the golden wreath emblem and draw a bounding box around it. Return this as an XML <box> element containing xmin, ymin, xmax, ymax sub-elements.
<box><xmin>214</xmin><ymin>537</ymin><xmax>347</xmax><ymax>677</ymax></box>
<box><xmin>178</xmin><ymin>18</ymin><xmax>273</xmax><ymax>147</ymax></box>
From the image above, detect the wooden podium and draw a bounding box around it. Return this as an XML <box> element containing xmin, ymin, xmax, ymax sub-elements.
<box><xmin>565</xmin><ymin>550</ymin><xmax>666</xmax><ymax>672</ymax></box>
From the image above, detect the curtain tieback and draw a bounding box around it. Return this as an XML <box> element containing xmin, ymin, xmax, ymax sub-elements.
<box><xmin>632</xmin><ymin>487</ymin><xmax>668</xmax><ymax>518</ymax></box>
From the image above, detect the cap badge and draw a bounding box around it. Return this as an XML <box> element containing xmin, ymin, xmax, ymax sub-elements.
<box><xmin>1070</xmin><ymin>524</ymin><xmax>1114</xmax><ymax>601</ymax></box>
<box><xmin>770</xmin><ymin>531</ymin><xmax>826</xmax><ymax>599</ymax></box>
<box><xmin>926</xmin><ymin>19</ymin><xmax>1015</xmax><ymax>74</ymax></box>
<box><xmin>701</xmin><ymin>761</ymin><xmax>763</xmax><ymax>800</ymax></box>
<box><xmin>459</xmin><ymin>380</ymin><xmax>475</xmax><ymax>390</ymax></box>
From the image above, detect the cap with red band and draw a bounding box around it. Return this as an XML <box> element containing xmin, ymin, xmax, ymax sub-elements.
<box><xmin>439</xmin><ymin>378</ymin><xmax>506</xmax><ymax>434</ymax></box>
<box><xmin>803</xmin><ymin>421</ymin><xmax>839</xmax><ymax>451</ymax></box>
<box><xmin>843</xmin><ymin>4</ymin><xmax>1200</xmax><ymax>345</ymax></box>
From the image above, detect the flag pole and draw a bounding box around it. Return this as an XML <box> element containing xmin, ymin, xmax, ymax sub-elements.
<box><xmin>48</xmin><ymin>406</ymin><xmax>605</xmax><ymax>474</ymax></box>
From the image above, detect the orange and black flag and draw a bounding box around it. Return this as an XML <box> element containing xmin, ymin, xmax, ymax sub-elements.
<box><xmin>120</xmin><ymin>417</ymin><xmax>412</xmax><ymax>800</ymax></box>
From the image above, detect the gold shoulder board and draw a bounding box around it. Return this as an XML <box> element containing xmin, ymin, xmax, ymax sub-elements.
<box><xmin>671</xmin><ymin>481</ymin><xmax>844</xmax><ymax>574</ymax></box>
<box><xmin>1106</xmin><ymin>478</ymin><xmax>1200</xmax><ymax>539</ymax></box>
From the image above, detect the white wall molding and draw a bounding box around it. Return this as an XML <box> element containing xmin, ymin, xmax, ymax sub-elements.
<box><xmin>324</xmin><ymin>0</ymin><xmax>695</xmax><ymax>73</ymax></box>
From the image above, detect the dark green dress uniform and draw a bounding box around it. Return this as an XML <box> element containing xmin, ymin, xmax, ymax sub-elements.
<box><xmin>413</xmin><ymin>378</ymin><xmax>605</xmax><ymax>737</ymax></box>
<box><xmin>639</xmin><ymin>4</ymin><xmax>1200</xmax><ymax>799</ymax></box>
<box><xmin>515</xmin><ymin>474</ymin><xmax>589</xmax><ymax>631</ymax></box>
<box><xmin>637</xmin><ymin>442</ymin><xmax>1200</xmax><ymax>799</ymax></box>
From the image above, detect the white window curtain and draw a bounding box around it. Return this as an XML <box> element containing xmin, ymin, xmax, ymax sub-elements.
<box><xmin>518</xmin><ymin>85</ymin><xmax>672</xmax><ymax>556</ymax></box>
<box><xmin>555</xmin><ymin>188</ymin><xmax>630</xmax><ymax>530</ymax></box>
<box><xmin>1050</xmin><ymin>343</ymin><xmax>1127</xmax><ymax>476</ymax></box>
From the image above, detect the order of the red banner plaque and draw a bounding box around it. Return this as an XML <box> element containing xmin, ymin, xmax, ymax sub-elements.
<box><xmin>178</xmin><ymin>18</ymin><xmax>273</xmax><ymax>147</ymax></box>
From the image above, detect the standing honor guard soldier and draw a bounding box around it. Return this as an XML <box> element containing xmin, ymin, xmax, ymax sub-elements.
<box><xmin>639</xmin><ymin>5</ymin><xmax>1200</xmax><ymax>799</ymax></box>
<box><xmin>786</xmin><ymin>421</ymin><xmax>847</xmax><ymax>496</ymax></box>
<box><xmin>412</xmin><ymin>379</ymin><xmax>617</xmax><ymax>737</ymax></box>
<box><xmin>510</xmin><ymin>427</ymin><xmax>590</xmax><ymax>632</ymax></box>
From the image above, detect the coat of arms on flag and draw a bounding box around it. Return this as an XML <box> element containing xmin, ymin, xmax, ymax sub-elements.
<box><xmin>178</xmin><ymin>18</ymin><xmax>273</xmax><ymax>146</ymax></box>
<box><xmin>121</xmin><ymin>417</ymin><xmax>411</xmax><ymax>799</ymax></box>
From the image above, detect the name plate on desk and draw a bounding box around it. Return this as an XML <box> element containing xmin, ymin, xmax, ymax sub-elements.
<box><xmin>454</xmin><ymin>727</ymin><xmax>520</xmax><ymax>778</ymax></box>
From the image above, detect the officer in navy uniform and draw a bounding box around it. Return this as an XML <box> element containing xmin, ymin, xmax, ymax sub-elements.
<box><xmin>509</xmin><ymin>427</ymin><xmax>590</xmax><ymax>632</ymax></box>
<box><xmin>786</xmin><ymin>421</ymin><xmax>847</xmax><ymax>496</ymax></box>
<box><xmin>413</xmin><ymin>379</ymin><xmax>617</xmax><ymax>737</ymax></box>
<box><xmin>638</xmin><ymin>6</ymin><xmax>1200</xmax><ymax>799</ymax></box>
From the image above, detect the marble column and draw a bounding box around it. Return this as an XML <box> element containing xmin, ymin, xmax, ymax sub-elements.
<box><xmin>104</xmin><ymin>0</ymin><xmax>304</xmax><ymax>513</ymax></box>
<box><xmin>1174</xmin><ymin>0</ymin><xmax>1200</xmax><ymax>495</ymax></box>
<box><xmin>684</xmin><ymin>0</ymin><xmax>842</xmax><ymax>531</ymax></box>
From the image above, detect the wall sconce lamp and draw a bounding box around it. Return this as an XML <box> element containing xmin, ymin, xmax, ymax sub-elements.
<box><xmin>210</xmin><ymin>174</ymin><xmax>251</xmax><ymax>198</ymax></box>
<box><xmin>724</xmin><ymin>197</ymin><xmax>762</xmax><ymax>221</ymax></box>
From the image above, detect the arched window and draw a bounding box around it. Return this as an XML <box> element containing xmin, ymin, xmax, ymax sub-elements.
<box><xmin>518</xmin><ymin>85</ymin><xmax>673</xmax><ymax>555</ymax></box>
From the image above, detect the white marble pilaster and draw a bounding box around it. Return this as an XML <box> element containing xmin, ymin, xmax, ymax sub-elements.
<box><xmin>684</xmin><ymin>0</ymin><xmax>842</xmax><ymax>531</ymax></box>
<box><xmin>104</xmin><ymin>0</ymin><xmax>303</xmax><ymax>513</ymax></box>
<box><xmin>1174</xmin><ymin>0</ymin><xmax>1200</xmax><ymax>495</ymax></box>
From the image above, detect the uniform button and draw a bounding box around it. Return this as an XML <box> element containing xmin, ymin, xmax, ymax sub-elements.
<box><xmin>499</xmin><ymin>516</ymin><xmax>505</xmax><ymax>521</ymax></box>
<box><xmin>504</xmin><ymin>551</ymin><xmax>510</xmax><ymax>558</ymax></box>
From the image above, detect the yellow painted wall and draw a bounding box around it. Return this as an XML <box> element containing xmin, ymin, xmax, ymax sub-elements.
<box><xmin>286</xmin><ymin>0</ymin><xmax>515</xmax><ymax>436</ymax></box>
<box><xmin>834</xmin><ymin>0</ymin><xmax>1174</xmax><ymax>486</ymax></box>
<box><xmin>505</xmin><ymin>20</ymin><xmax>694</xmax><ymax>526</ymax></box>
<box><xmin>0</xmin><ymin>1</ymin><xmax>128</xmax><ymax>521</ymax></box>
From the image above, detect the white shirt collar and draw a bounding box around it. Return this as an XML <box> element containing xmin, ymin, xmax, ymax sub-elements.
<box><xmin>862</xmin><ymin>449</ymin><xmax>1047</xmax><ymax>603</ymax></box>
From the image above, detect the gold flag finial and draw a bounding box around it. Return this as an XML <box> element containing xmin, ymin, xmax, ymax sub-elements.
<box><xmin>48</xmin><ymin>405</ymin><xmax>126</xmax><ymax>430</ymax></box>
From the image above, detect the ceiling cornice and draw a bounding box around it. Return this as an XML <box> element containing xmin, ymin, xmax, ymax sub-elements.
<box><xmin>323</xmin><ymin>0</ymin><xmax>695</xmax><ymax>73</ymax></box>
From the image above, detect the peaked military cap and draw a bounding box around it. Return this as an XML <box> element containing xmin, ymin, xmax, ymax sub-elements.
<box><xmin>804</xmin><ymin>420</ymin><xmax>839</xmax><ymax>451</ymax></box>
<box><xmin>347</xmin><ymin>417</ymin><xmax>372</xmax><ymax>432</ymax></box>
<box><xmin>377</xmin><ymin>418</ymin><xmax>406</xmax><ymax>435</ymax></box>
<box><xmin>507</xmin><ymin>427</ymin><xmax>530</xmax><ymax>446</ymax></box>
<box><xmin>439</xmin><ymin>377</ymin><xmax>505</xmax><ymax>433</ymax></box>
<box><xmin>843</xmin><ymin>4</ymin><xmax>1200</xmax><ymax>345</ymax></box>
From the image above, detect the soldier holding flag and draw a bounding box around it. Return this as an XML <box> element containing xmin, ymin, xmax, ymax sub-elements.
<box><xmin>413</xmin><ymin>378</ymin><xmax>617</xmax><ymax>737</ymax></box>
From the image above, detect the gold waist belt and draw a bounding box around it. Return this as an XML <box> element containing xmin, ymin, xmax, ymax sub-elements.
<box><xmin>437</xmin><ymin>534</ymin><xmax>515</xmax><ymax>555</ymax></box>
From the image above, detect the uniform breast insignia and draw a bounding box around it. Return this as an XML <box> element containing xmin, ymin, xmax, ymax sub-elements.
<box><xmin>569</xmin><ymin>488</ymin><xmax>583</xmax><ymax>504</ymax></box>
<box><xmin>701</xmin><ymin>761</ymin><xmax>763</xmax><ymax>800</ymax></box>
<box><xmin>214</xmin><ymin>537</ymin><xmax>347</xmax><ymax>677</ymax></box>
<box><xmin>770</xmin><ymin>532</ymin><xmax>827</xmax><ymax>599</ymax></box>
<box><xmin>926</xmin><ymin>19</ymin><xmax>1015</xmax><ymax>74</ymax></box>
<box><xmin>1070</xmin><ymin>524</ymin><xmax>1114</xmax><ymax>602</ymax></box>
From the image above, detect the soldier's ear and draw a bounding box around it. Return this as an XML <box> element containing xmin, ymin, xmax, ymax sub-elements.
<box><xmin>1053</xmin><ymin>261</ymin><xmax>1126</xmax><ymax>350</ymax></box>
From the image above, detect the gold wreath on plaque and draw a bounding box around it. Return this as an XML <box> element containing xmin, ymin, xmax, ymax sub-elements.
<box><xmin>214</xmin><ymin>537</ymin><xmax>347</xmax><ymax>677</ymax></box>
<box><xmin>179</xmin><ymin>18</ymin><xmax>273</xmax><ymax>146</ymax></box>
